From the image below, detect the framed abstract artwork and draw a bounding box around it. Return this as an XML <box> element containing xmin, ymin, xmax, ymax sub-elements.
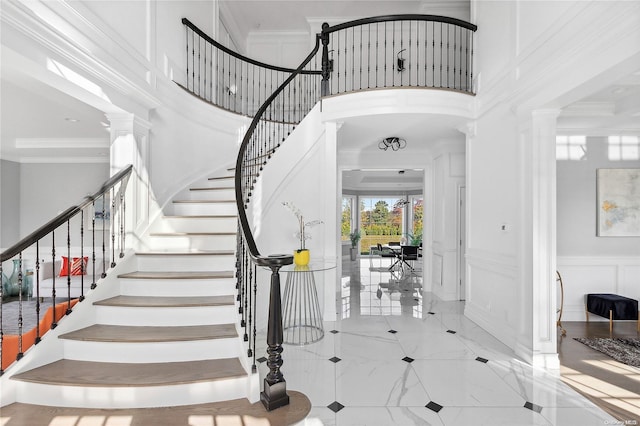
<box><xmin>596</xmin><ymin>168</ymin><xmax>640</xmax><ymax>236</ymax></box>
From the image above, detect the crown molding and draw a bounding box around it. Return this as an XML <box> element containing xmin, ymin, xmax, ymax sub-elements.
<box><xmin>15</xmin><ymin>138</ymin><xmax>109</xmax><ymax>149</ymax></box>
<box><xmin>1</xmin><ymin>0</ymin><xmax>161</xmax><ymax>112</ymax></box>
<box><xmin>12</xmin><ymin>156</ymin><xmax>109</xmax><ymax>164</ymax></box>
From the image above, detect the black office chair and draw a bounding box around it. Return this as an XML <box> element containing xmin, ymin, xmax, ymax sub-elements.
<box><xmin>399</xmin><ymin>245</ymin><xmax>419</xmax><ymax>272</ymax></box>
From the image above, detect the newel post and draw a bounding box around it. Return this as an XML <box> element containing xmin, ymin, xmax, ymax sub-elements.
<box><xmin>259</xmin><ymin>254</ymin><xmax>293</xmax><ymax>411</ymax></box>
<box><xmin>320</xmin><ymin>22</ymin><xmax>331</xmax><ymax>97</ymax></box>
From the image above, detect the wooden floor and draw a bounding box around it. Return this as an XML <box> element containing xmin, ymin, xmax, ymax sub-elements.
<box><xmin>559</xmin><ymin>321</ymin><xmax>640</xmax><ymax>423</ymax></box>
<box><xmin>0</xmin><ymin>391</ymin><xmax>311</xmax><ymax>426</ymax></box>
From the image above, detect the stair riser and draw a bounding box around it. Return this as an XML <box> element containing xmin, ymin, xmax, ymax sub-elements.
<box><xmin>119</xmin><ymin>278</ymin><xmax>236</xmax><ymax>297</ymax></box>
<box><xmin>136</xmin><ymin>255</ymin><xmax>236</xmax><ymax>272</ymax></box>
<box><xmin>172</xmin><ymin>203</ymin><xmax>237</xmax><ymax>216</ymax></box>
<box><xmin>14</xmin><ymin>378</ymin><xmax>249</xmax><ymax>408</ymax></box>
<box><xmin>152</xmin><ymin>217</ymin><xmax>237</xmax><ymax>233</ymax></box>
<box><xmin>95</xmin><ymin>305</ymin><xmax>238</xmax><ymax>326</ymax></box>
<box><xmin>184</xmin><ymin>189</ymin><xmax>235</xmax><ymax>201</ymax></box>
<box><xmin>147</xmin><ymin>234</ymin><xmax>236</xmax><ymax>250</ymax></box>
<box><xmin>62</xmin><ymin>338</ymin><xmax>242</xmax><ymax>363</ymax></box>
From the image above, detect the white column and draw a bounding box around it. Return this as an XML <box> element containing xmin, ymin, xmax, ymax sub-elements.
<box><xmin>106</xmin><ymin>113</ymin><xmax>152</xmax><ymax>251</ymax></box>
<box><xmin>323</xmin><ymin>120</ymin><xmax>339</xmax><ymax>322</ymax></box>
<box><xmin>516</xmin><ymin>109</ymin><xmax>560</xmax><ymax>369</ymax></box>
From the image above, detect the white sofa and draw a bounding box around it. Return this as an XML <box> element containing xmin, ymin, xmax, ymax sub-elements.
<box><xmin>38</xmin><ymin>258</ymin><xmax>104</xmax><ymax>299</ymax></box>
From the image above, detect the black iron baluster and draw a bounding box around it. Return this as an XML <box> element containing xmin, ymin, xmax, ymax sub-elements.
<box><xmin>80</xmin><ymin>210</ymin><xmax>84</xmax><ymax>302</ymax></box>
<box><xmin>191</xmin><ymin>29</ymin><xmax>195</xmax><ymax>93</ymax></box>
<box><xmin>92</xmin><ymin>200</ymin><xmax>97</xmax><ymax>288</ymax></box>
<box><xmin>101</xmin><ymin>193</ymin><xmax>107</xmax><ymax>278</ymax></box>
<box><xmin>51</xmin><ymin>231</ymin><xmax>57</xmax><ymax>329</ymax></box>
<box><xmin>252</xmin><ymin>263</ymin><xmax>258</xmax><ymax>373</ymax></box>
<box><xmin>203</xmin><ymin>37</ymin><xmax>207</xmax><ymax>100</ymax></box>
<box><xmin>351</xmin><ymin>26</ymin><xmax>355</xmax><ymax>91</ymax></box>
<box><xmin>120</xmin><ymin>185</ymin><xmax>125</xmax><ymax>259</ymax></box>
<box><xmin>185</xmin><ymin>26</ymin><xmax>189</xmax><ymax>90</ymax></box>
<box><xmin>432</xmin><ymin>21</ymin><xmax>436</xmax><ymax>87</ymax></box>
<box><xmin>383</xmin><ymin>22</ymin><xmax>387</xmax><ymax>87</ymax></box>
<box><xmin>244</xmin><ymin>261</ymin><xmax>251</xmax><ymax>343</ymax></box>
<box><xmin>111</xmin><ymin>188</ymin><xmax>116</xmax><ymax>268</ymax></box>
<box><xmin>446</xmin><ymin>24</ymin><xmax>450</xmax><ymax>89</ymax></box>
<box><xmin>16</xmin><ymin>253</ymin><xmax>24</xmax><ymax>361</ymax></box>
<box><xmin>35</xmin><ymin>242</ymin><xmax>41</xmax><ymax>344</ymax></box>
<box><xmin>66</xmin><ymin>219</ymin><xmax>72</xmax><ymax>314</ymax></box>
<box><xmin>197</xmin><ymin>35</ymin><xmax>201</xmax><ymax>96</ymax></box>
<box><xmin>439</xmin><ymin>22</ymin><xmax>443</xmax><ymax>88</ymax></box>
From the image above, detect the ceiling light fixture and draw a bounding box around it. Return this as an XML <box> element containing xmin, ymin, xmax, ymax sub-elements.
<box><xmin>65</xmin><ymin>117</ymin><xmax>79</xmax><ymax>122</ymax></box>
<box><xmin>378</xmin><ymin>137</ymin><xmax>407</xmax><ymax>151</ymax></box>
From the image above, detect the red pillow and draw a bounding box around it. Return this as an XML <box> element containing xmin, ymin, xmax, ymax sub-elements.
<box><xmin>59</xmin><ymin>256</ymin><xmax>88</xmax><ymax>277</ymax></box>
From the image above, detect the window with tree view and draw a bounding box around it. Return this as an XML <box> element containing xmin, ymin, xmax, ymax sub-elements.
<box><xmin>341</xmin><ymin>197</ymin><xmax>353</xmax><ymax>241</ymax></box>
<box><xmin>360</xmin><ymin>198</ymin><xmax>402</xmax><ymax>252</ymax></box>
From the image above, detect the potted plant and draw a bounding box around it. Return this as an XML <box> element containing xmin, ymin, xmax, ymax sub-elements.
<box><xmin>349</xmin><ymin>230</ymin><xmax>361</xmax><ymax>261</ymax></box>
<box><xmin>282</xmin><ymin>202</ymin><xmax>323</xmax><ymax>265</ymax></box>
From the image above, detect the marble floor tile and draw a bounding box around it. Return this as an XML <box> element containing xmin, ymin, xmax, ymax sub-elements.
<box><xmin>397</xmin><ymin>330</ymin><xmax>476</xmax><ymax>360</ymax></box>
<box><xmin>540</xmin><ymin>406</ymin><xmax>624</xmax><ymax>426</ymax></box>
<box><xmin>336</xmin><ymin>359</ymin><xmax>430</xmax><ymax>407</ymax></box>
<box><xmin>279</xmin><ymin>358</ymin><xmax>337</xmax><ymax>407</ymax></box>
<box><xmin>438</xmin><ymin>407</ymin><xmax>552</xmax><ymax>425</ymax></box>
<box><xmin>336</xmin><ymin>407</ymin><xmax>444</xmax><ymax>426</ymax></box>
<box><xmin>294</xmin><ymin>407</ymin><xmax>337</xmax><ymax>426</ymax></box>
<box><xmin>412</xmin><ymin>359</ymin><xmax>526</xmax><ymax>407</ymax></box>
<box><xmin>334</xmin><ymin>331</ymin><xmax>405</xmax><ymax>361</ymax></box>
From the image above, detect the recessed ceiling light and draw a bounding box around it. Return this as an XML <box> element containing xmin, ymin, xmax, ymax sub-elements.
<box><xmin>65</xmin><ymin>117</ymin><xmax>79</xmax><ymax>122</ymax></box>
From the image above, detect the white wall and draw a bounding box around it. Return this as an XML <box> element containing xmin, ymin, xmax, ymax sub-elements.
<box><xmin>19</xmin><ymin>163</ymin><xmax>108</xmax><ymax>238</ymax></box>
<box><xmin>557</xmin><ymin>137</ymin><xmax>640</xmax><ymax>256</ymax></box>
<box><xmin>0</xmin><ymin>160</ymin><xmax>20</xmax><ymax>248</ymax></box>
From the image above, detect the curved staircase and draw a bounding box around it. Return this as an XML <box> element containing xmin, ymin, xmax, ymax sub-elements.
<box><xmin>8</xmin><ymin>170</ymin><xmax>260</xmax><ymax>409</ymax></box>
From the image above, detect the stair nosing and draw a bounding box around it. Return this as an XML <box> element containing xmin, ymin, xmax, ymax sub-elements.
<box><xmin>162</xmin><ymin>215</ymin><xmax>237</xmax><ymax>218</ymax></box>
<box><xmin>149</xmin><ymin>232</ymin><xmax>236</xmax><ymax>236</ymax></box>
<box><xmin>190</xmin><ymin>187</ymin><xmax>234</xmax><ymax>191</ymax></box>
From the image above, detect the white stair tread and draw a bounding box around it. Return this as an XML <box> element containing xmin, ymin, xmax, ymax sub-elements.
<box><xmin>149</xmin><ymin>232</ymin><xmax>235</xmax><ymax>236</ymax></box>
<box><xmin>173</xmin><ymin>200</ymin><xmax>235</xmax><ymax>204</ymax></box>
<box><xmin>190</xmin><ymin>187</ymin><xmax>234</xmax><ymax>191</ymax></box>
<box><xmin>59</xmin><ymin>324</ymin><xmax>237</xmax><ymax>342</ymax></box>
<box><xmin>135</xmin><ymin>250</ymin><xmax>235</xmax><ymax>256</ymax></box>
<box><xmin>11</xmin><ymin>358</ymin><xmax>246</xmax><ymax>387</ymax></box>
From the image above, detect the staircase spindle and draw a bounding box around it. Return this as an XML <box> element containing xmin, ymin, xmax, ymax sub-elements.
<box><xmin>17</xmin><ymin>253</ymin><xmax>24</xmax><ymax>360</ymax></box>
<box><xmin>110</xmin><ymin>188</ymin><xmax>116</xmax><ymax>268</ymax></box>
<box><xmin>80</xmin><ymin>210</ymin><xmax>85</xmax><ymax>302</ymax></box>
<box><xmin>92</xmin><ymin>200</ymin><xmax>97</xmax><ymax>289</ymax></box>
<box><xmin>101</xmin><ymin>193</ymin><xmax>107</xmax><ymax>278</ymax></box>
<box><xmin>0</xmin><ymin>261</ymin><xmax>3</xmax><ymax>376</ymax></box>
<box><xmin>66</xmin><ymin>219</ymin><xmax>72</xmax><ymax>314</ymax></box>
<box><xmin>51</xmin><ymin>231</ymin><xmax>57</xmax><ymax>329</ymax></box>
<box><xmin>35</xmin><ymin>242</ymin><xmax>41</xmax><ymax>344</ymax></box>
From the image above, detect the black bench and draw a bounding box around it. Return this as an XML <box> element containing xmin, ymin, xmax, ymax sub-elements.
<box><xmin>585</xmin><ymin>293</ymin><xmax>639</xmax><ymax>332</ymax></box>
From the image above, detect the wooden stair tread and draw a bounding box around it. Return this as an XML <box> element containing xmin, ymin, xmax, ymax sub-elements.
<box><xmin>59</xmin><ymin>324</ymin><xmax>237</xmax><ymax>342</ymax></box>
<box><xmin>118</xmin><ymin>271</ymin><xmax>234</xmax><ymax>279</ymax></box>
<box><xmin>135</xmin><ymin>250</ymin><xmax>235</xmax><ymax>256</ymax></box>
<box><xmin>94</xmin><ymin>295</ymin><xmax>234</xmax><ymax>307</ymax></box>
<box><xmin>11</xmin><ymin>358</ymin><xmax>246</xmax><ymax>387</ymax></box>
<box><xmin>172</xmin><ymin>200</ymin><xmax>235</xmax><ymax>204</ymax></box>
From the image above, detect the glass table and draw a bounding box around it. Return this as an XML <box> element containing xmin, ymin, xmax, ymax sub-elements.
<box><xmin>280</xmin><ymin>261</ymin><xmax>336</xmax><ymax>345</ymax></box>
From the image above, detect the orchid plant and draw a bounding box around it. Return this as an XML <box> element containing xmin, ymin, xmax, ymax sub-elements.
<box><xmin>282</xmin><ymin>201</ymin><xmax>323</xmax><ymax>251</ymax></box>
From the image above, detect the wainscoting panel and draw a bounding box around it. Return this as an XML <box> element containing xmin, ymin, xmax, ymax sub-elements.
<box><xmin>465</xmin><ymin>249</ymin><xmax>519</xmax><ymax>348</ymax></box>
<box><xmin>557</xmin><ymin>257</ymin><xmax>640</xmax><ymax>322</ymax></box>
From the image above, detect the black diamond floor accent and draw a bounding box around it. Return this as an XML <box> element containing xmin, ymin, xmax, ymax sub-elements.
<box><xmin>388</xmin><ymin>329</ymin><xmax>398</xmax><ymax>334</ymax></box>
<box><xmin>425</xmin><ymin>401</ymin><xmax>443</xmax><ymax>413</ymax></box>
<box><xmin>475</xmin><ymin>356</ymin><xmax>489</xmax><ymax>363</ymax></box>
<box><xmin>329</xmin><ymin>329</ymin><xmax>340</xmax><ymax>334</ymax></box>
<box><xmin>257</xmin><ymin>357</ymin><xmax>267</xmax><ymax>363</ymax></box>
<box><xmin>446</xmin><ymin>329</ymin><xmax>457</xmax><ymax>334</ymax></box>
<box><xmin>402</xmin><ymin>356</ymin><xmax>414</xmax><ymax>363</ymax></box>
<box><xmin>524</xmin><ymin>401</ymin><xmax>543</xmax><ymax>413</ymax></box>
<box><xmin>327</xmin><ymin>401</ymin><xmax>345</xmax><ymax>413</ymax></box>
<box><xmin>427</xmin><ymin>312</ymin><xmax>435</xmax><ymax>315</ymax></box>
<box><xmin>329</xmin><ymin>356</ymin><xmax>342</xmax><ymax>363</ymax></box>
